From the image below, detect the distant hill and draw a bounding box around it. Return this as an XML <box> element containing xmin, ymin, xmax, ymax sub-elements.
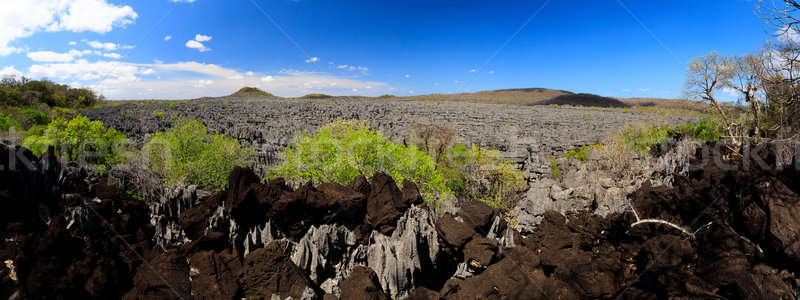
<box><xmin>395</xmin><ymin>87</ymin><xmax>572</xmax><ymax>105</ymax></box>
<box><xmin>383</xmin><ymin>88</ymin><xmax>706</xmax><ymax>111</ymax></box>
<box><xmin>230</xmin><ymin>87</ymin><xmax>274</xmax><ymax>97</ymax></box>
<box><xmin>540</xmin><ymin>93</ymin><xmax>629</xmax><ymax>108</ymax></box>
<box><xmin>300</xmin><ymin>93</ymin><xmax>333</xmax><ymax>99</ymax></box>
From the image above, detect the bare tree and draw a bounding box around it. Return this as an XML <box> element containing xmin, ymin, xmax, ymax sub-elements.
<box><xmin>758</xmin><ymin>42</ymin><xmax>800</xmax><ymax>137</ymax></box>
<box><xmin>728</xmin><ymin>54</ymin><xmax>764</xmax><ymax>139</ymax></box>
<box><xmin>685</xmin><ymin>52</ymin><xmax>737</xmax><ymax>138</ymax></box>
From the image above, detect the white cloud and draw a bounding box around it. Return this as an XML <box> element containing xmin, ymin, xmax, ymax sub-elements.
<box><xmin>638</xmin><ymin>88</ymin><xmax>650</xmax><ymax>93</ymax></box>
<box><xmin>27</xmin><ymin>50</ymin><xmax>76</xmax><ymax>62</ymax></box>
<box><xmin>488</xmin><ymin>70</ymin><xmax>495</xmax><ymax>74</ymax></box>
<box><xmin>305</xmin><ymin>56</ymin><xmax>319</xmax><ymax>63</ymax></box>
<box><xmin>164</xmin><ymin>35</ymin><xmax>172</xmax><ymax>41</ymax></box>
<box><xmin>48</xmin><ymin>0</ymin><xmax>137</xmax><ymax>33</ymax></box>
<box><xmin>86</xmin><ymin>40</ymin><xmax>128</xmax><ymax>50</ymax></box>
<box><xmin>68</xmin><ymin>41</ymin><xmax>77</xmax><ymax>45</ymax></box>
<box><xmin>22</xmin><ymin>59</ymin><xmax>388</xmax><ymax>99</ymax></box>
<box><xmin>0</xmin><ymin>0</ymin><xmax>134</xmax><ymax>55</ymax></box>
<box><xmin>185</xmin><ymin>40</ymin><xmax>209</xmax><ymax>52</ymax></box>
<box><xmin>0</xmin><ymin>66</ymin><xmax>23</xmax><ymax>78</ymax></box>
<box><xmin>246</xmin><ymin>71</ymin><xmax>254</xmax><ymax>76</ymax></box>
<box><xmin>335</xmin><ymin>64</ymin><xmax>367</xmax><ymax>71</ymax></box>
<box><xmin>404</xmin><ymin>74</ymin><xmax>411</xmax><ymax>78</ymax></box>
<box><xmin>103</xmin><ymin>52</ymin><xmax>121</xmax><ymax>59</ymax></box>
<box><xmin>469</xmin><ymin>69</ymin><xmax>477</xmax><ymax>73</ymax></box>
<box><xmin>26</xmin><ymin>49</ymin><xmax>94</xmax><ymax>62</ymax></box>
<box><xmin>194</xmin><ymin>79</ymin><xmax>213</xmax><ymax>88</ymax></box>
<box><xmin>194</xmin><ymin>34</ymin><xmax>212</xmax><ymax>42</ymax></box>
<box><xmin>185</xmin><ymin>34</ymin><xmax>211</xmax><ymax>52</ymax></box>
<box><xmin>720</xmin><ymin>86</ymin><xmax>739</xmax><ymax>98</ymax></box>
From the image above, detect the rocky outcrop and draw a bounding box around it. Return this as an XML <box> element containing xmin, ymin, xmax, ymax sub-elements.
<box><xmin>4</xmin><ymin>142</ymin><xmax>800</xmax><ymax>299</ymax></box>
<box><xmin>514</xmin><ymin>139</ymin><xmax>697</xmax><ymax>234</ymax></box>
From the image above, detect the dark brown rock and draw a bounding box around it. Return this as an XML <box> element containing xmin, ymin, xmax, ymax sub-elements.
<box><xmin>435</xmin><ymin>214</ymin><xmax>475</xmax><ymax>249</ymax></box>
<box><xmin>237</xmin><ymin>240</ymin><xmax>320</xmax><ymax>299</ymax></box>
<box><xmin>365</xmin><ymin>172</ymin><xmax>409</xmax><ymax>234</ymax></box>
<box><xmin>339</xmin><ymin>266</ymin><xmax>389</xmax><ymax>300</ymax></box>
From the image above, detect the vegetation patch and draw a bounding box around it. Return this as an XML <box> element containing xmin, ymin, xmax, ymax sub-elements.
<box><xmin>22</xmin><ymin>116</ymin><xmax>128</xmax><ymax>171</ymax></box>
<box><xmin>145</xmin><ymin>119</ymin><xmax>255</xmax><ymax>192</ymax></box>
<box><xmin>1</xmin><ymin>77</ymin><xmax>103</xmax><ymax>108</ymax></box>
<box><xmin>676</xmin><ymin>119</ymin><xmax>721</xmax><ymax>142</ymax></box>
<box><xmin>563</xmin><ymin>144</ymin><xmax>601</xmax><ymax>162</ymax></box>
<box><xmin>618</xmin><ymin>124</ymin><xmax>675</xmax><ymax>155</ymax></box>
<box><xmin>269</xmin><ymin>120</ymin><xmax>450</xmax><ymax>202</ymax></box>
<box><xmin>0</xmin><ymin>113</ymin><xmax>18</xmax><ymax>131</ymax></box>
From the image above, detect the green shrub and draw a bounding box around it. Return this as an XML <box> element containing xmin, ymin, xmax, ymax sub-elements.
<box><xmin>269</xmin><ymin>119</ymin><xmax>450</xmax><ymax>202</ymax></box>
<box><xmin>145</xmin><ymin>119</ymin><xmax>255</xmax><ymax>192</ymax></box>
<box><xmin>619</xmin><ymin>124</ymin><xmax>675</xmax><ymax>154</ymax></box>
<box><xmin>563</xmin><ymin>144</ymin><xmax>600</xmax><ymax>162</ymax></box>
<box><xmin>22</xmin><ymin>116</ymin><xmax>128</xmax><ymax>168</ymax></box>
<box><xmin>0</xmin><ymin>113</ymin><xmax>18</xmax><ymax>131</ymax></box>
<box><xmin>20</xmin><ymin>108</ymin><xmax>50</xmax><ymax>127</ymax></box>
<box><xmin>549</xmin><ymin>157</ymin><xmax>561</xmax><ymax>180</ymax></box>
<box><xmin>153</xmin><ymin>110</ymin><xmax>164</xmax><ymax>116</ymax></box>
<box><xmin>167</xmin><ymin>102</ymin><xmax>176</xmax><ymax>110</ymax></box>
<box><xmin>676</xmin><ymin>119</ymin><xmax>721</xmax><ymax>142</ymax></box>
<box><xmin>448</xmin><ymin>144</ymin><xmax>526</xmax><ymax>210</ymax></box>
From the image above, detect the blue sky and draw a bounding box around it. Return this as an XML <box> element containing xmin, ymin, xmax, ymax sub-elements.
<box><xmin>0</xmin><ymin>0</ymin><xmax>773</xmax><ymax>99</ymax></box>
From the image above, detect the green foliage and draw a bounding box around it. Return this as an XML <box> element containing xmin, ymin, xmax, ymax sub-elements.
<box><xmin>126</xmin><ymin>190</ymin><xmax>144</xmax><ymax>202</ymax></box>
<box><xmin>124</xmin><ymin>111</ymin><xmax>132</xmax><ymax>117</ymax></box>
<box><xmin>0</xmin><ymin>113</ymin><xmax>19</xmax><ymax>131</ymax></box>
<box><xmin>20</xmin><ymin>108</ymin><xmax>50</xmax><ymax>126</ymax></box>
<box><xmin>145</xmin><ymin>119</ymin><xmax>255</xmax><ymax>192</ymax></box>
<box><xmin>0</xmin><ymin>77</ymin><xmax>102</xmax><ymax>108</ymax></box>
<box><xmin>167</xmin><ymin>102</ymin><xmax>176</xmax><ymax>110</ymax></box>
<box><xmin>21</xmin><ymin>116</ymin><xmax>128</xmax><ymax>168</ymax></box>
<box><xmin>621</xmin><ymin>108</ymin><xmax>629</xmax><ymax>113</ymax></box>
<box><xmin>270</xmin><ymin>120</ymin><xmax>450</xmax><ymax>202</ymax></box>
<box><xmin>619</xmin><ymin>124</ymin><xmax>675</xmax><ymax>154</ymax></box>
<box><xmin>449</xmin><ymin>145</ymin><xmax>526</xmax><ymax>210</ymax></box>
<box><xmin>582</xmin><ymin>113</ymin><xmax>590</xmax><ymax>119</ymax></box>
<box><xmin>530</xmin><ymin>107</ymin><xmax>537</xmax><ymax>112</ymax></box>
<box><xmin>549</xmin><ymin>157</ymin><xmax>561</xmax><ymax>180</ymax></box>
<box><xmin>676</xmin><ymin>119</ymin><xmax>721</xmax><ymax>142</ymax></box>
<box><xmin>153</xmin><ymin>110</ymin><xmax>165</xmax><ymax>116</ymax></box>
<box><xmin>563</xmin><ymin>144</ymin><xmax>600</xmax><ymax>162</ymax></box>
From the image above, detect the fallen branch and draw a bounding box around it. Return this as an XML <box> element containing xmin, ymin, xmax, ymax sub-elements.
<box><xmin>627</xmin><ymin>204</ymin><xmax>713</xmax><ymax>240</ymax></box>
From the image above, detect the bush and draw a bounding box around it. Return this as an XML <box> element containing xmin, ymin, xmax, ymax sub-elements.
<box><xmin>269</xmin><ymin>120</ymin><xmax>450</xmax><ymax>202</ymax></box>
<box><xmin>618</xmin><ymin>123</ymin><xmax>675</xmax><ymax>154</ymax></box>
<box><xmin>447</xmin><ymin>144</ymin><xmax>526</xmax><ymax>210</ymax></box>
<box><xmin>20</xmin><ymin>108</ymin><xmax>50</xmax><ymax>127</ymax></box>
<box><xmin>676</xmin><ymin>119</ymin><xmax>721</xmax><ymax>142</ymax></box>
<box><xmin>0</xmin><ymin>113</ymin><xmax>18</xmax><ymax>131</ymax></box>
<box><xmin>549</xmin><ymin>157</ymin><xmax>562</xmax><ymax>180</ymax></box>
<box><xmin>22</xmin><ymin>116</ymin><xmax>128</xmax><ymax>169</ymax></box>
<box><xmin>145</xmin><ymin>119</ymin><xmax>255</xmax><ymax>192</ymax></box>
<box><xmin>563</xmin><ymin>144</ymin><xmax>600</xmax><ymax>162</ymax></box>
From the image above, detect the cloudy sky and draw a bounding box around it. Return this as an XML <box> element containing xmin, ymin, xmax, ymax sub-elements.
<box><xmin>0</xmin><ymin>0</ymin><xmax>770</xmax><ymax>100</ymax></box>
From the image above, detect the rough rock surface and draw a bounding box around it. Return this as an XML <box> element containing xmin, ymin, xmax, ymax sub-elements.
<box><xmin>83</xmin><ymin>97</ymin><xmax>697</xmax><ymax>176</ymax></box>
<box><xmin>4</xmin><ymin>142</ymin><xmax>800</xmax><ymax>299</ymax></box>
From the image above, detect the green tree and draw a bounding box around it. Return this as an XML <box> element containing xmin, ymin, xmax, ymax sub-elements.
<box><xmin>270</xmin><ymin>119</ymin><xmax>450</xmax><ymax>202</ymax></box>
<box><xmin>145</xmin><ymin>119</ymin><xmax>255</xmax><ymax>192</ymax></box>
<box><xmin>22</xmin><ymin>116</ymin><xmax>128</xmax><ymax>169</ymax></box>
